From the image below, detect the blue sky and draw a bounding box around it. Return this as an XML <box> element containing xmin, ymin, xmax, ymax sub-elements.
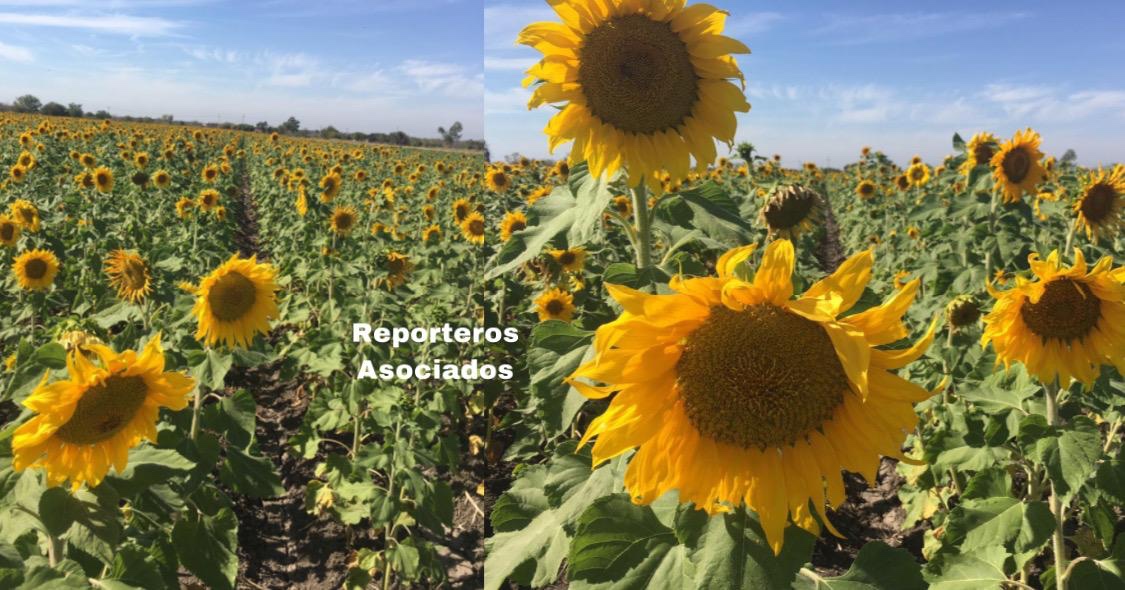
<box><xmin>485</xmin><ymin>0</ymin><xmax>1125</xmax><ymax>166</ymax></box>
<box><xmin>0</xmin><ymin>0</ymin><xmax>483</xmax><ymax>138</ymax></box>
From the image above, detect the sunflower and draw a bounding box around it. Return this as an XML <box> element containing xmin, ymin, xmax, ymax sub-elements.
<box><xmin>133</xmin><ymin>152</ymin><xmax>149</xmax><ymax>169</ymax></box>
<box><xmin>0</xmin><ymin>214</ymin><xmax>20</xmax><ymax>247</ymax></box>
<box><xmin>295</xmin><ymin>189</ymin><xmax>309</xmax><ymax>217</ymax></box>
<box><xmin>894</xmin><ymin>174</ymin><xmax>910</xmax><ymax>191</ymax></box>
<box><xmin>9</xmin><ymin>199</ymin><xmax>39</xmax><ymax>232</ymax></box>
<box><xmin>991</xmin><ymin>128</ymin><xmax>1046</xmax><ymax>204</ymax></box>
<box><xmin>198</xmin><ymin>189</ymin><xmax>220</xmax><ymax>211</ymax></box>
<box><xmin>536</xmin><ymin>288</ymin><xmax>575</xmax><ymax>321</ymax></box>
<box><xmin>1073</xmin><ymin>165</ymin><xmax>1124</xmax><ymax>240</ymax></box>
<box><xmin>610</xmin><ymin>195</ymin><xmax>632</xmax><ymax>218</ymax></box>
<box><xmin>486</xmin><ymin>168</ymin><xmax>510</xmax><ymax>192</ymax></box>
<box><xmin>320</xmin><ymin>172</ymin><xmax>342</xmax><ymax>202</ymax></box>
<box><xmin>422</xmin><ymin>224</ymin><xmax>442</xmax><ymax>243</ymax></box>
<box><xmin>500</xmin><ymin>211</ymin><xmax>528</xmax><ymax>242</ymax></box>
<box><xmin>906</xmin><ymin>162</ymin><xmax>930</xmax><ymax>187</ymax></box>
<box><xmin>946</xmin><ymin>295</ymin><xmax>980</xmax><ymax>329</ymax></box>
<box><xmin>152</xmin><ymin>169</ymin><xmax>172</xmax><ymax>189</ymax></box>
<box><xmin>855</xmin><ymin>180</ymin><xmax>876</xmax><ymax>200</ymax></box>
<box><xmin>959</xmin><ymin>132</ymin><xmax>998</xmax><ymax>176</ymax></box>
<box><xmin>12</xmin><ymin>335</ymin><xmax>194</xmax><ymax>490</ymax></box>
<box><xmin>519</xmin><ymin>0</ymin><xmax>751</xmax><ymax>188</ymax></box>
<box><xmin>567</xmin><ymin>240</ymin><xmax>936</xmax><ymax>553</ymax></box>
<box><xmin>79</xmin><ymin>153</ymin><xmax>96</xmax><ymax>169</ymax></box>
<box><xmin>379</xmin><ymin>252</ymin><xmax>414</xmax><ymax>289</ymax></box>
<box><xmin>328</xmin><ymin>206</ymin><xmax>359</xmax><ymax>236</ymax></box>
<box><xmin>13</xmin><ymin>249</ymin><xmax>59</xmax><ymax>291</ymax></box>
<box><xmin>175</xmin><ymin>197</ymin><xmax>195</xmax><ymax>219</ymax></box>
<box><xmin>93</xmin><ymin>166</ymin><xmax>114</xmax><ymax>193</ymax></box>
<box><xmin>982</xmin><ymin>249</ymin><xmax>1125</xmax><ymax>386</ymax></box>
<box><xmin>104</xmin><ymin>250</ymin><xmax>152</xmax><ymax>303</ymax></box>
<box><xmin>761</xmin><ymin>184</ymin><xmax>822</xmax><ymax>239</ymax></box>
<box><xmin>201</xmin><ymin>164</ymin><xmax>219</xmax><ymax>183</ymax></box>
<box><xmin>549</xmin><ymin>247</ymin><xmax>586</xmax><ymax>272</ymax></box>
<box><xmin>213</xmin><ymin>206</ymin><xmax>227</xmax><ymax>221</ymax></box>
<box><xmin>460</xmin><ymin>212</ymin><xmax>486</xmax><ymax>245</ymax></box>
<box><xmin>193</xmin><ymin>255</ymin><xmax>280</xmax><ymax>348</ymax></box>
<box><xmin>452</xmin><ymin>198</ymin><xmax>472</xmax><ymax>224</ymax></box>
<box><xmin>9</xmin><ymin>164</ymin><xmax>27</xmax><ymax>183</ymax></box>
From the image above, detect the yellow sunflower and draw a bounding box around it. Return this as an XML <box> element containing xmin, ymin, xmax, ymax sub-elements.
<box><xmin>93</xmin><ymin>166</ymin><xmax>114</xmax><ymax>193</ymax></box>
<box><xmin>761</xmin><ymin>184</ymin><xmax>822</xmax><ymax>239</ymax></box>
<box><xmin>452</xmin><ymin>197</ymin><xmax>472</xmax><ymax>224</ymax></box>
<box><xmin>610</xmin><ymin>195</ymin><xmax>632</xmax><ymax>218</ymax></box>
<box><xmin>198</xmin><ymin>189</ymin><xmax>220</xmax><ymax>211</ymax></box>
<box><xmin>79</xmin><ymin>153</ymin><xmax>96</xmax><ymax>169</ymax></box>
<box><xmin>201</xmin><ymin>164</ymin><xmax>219</xmax><ymax>183</ymax></box>
<box><xmin>193</xmin><ymin>255</ymin><xmax>280</xmax><ymax>348</ymax></box>
<box><xmin>991</xmin><ymin>128</ymin><xmax>1046</xmax><ymax>204</ymax></box>
<box><xmin>567</xmin><ymin>240</ymin><xmax>936</xmax><ymax>553</ymax></box>
<box><xmin>422</xmin><ymin>224</ymin><xmax>442</xmax><ymax>244</ymax></box>
<box><xmin>460</xmin><ymin>212</ymin><xmax>486</xmax><ymax>245</ymax></box>
<box><xmin>320</xmin><ymin>172</ymin><xmax>342</xmax><ymax>202</ymax></box>
<box><xmin>12</xmin><ymin>335</ymin><xmax>195</xmax><ymax>490</ymax></box>
<box><xmin>330</xmin><ymin>206</ymin><xmax>359</xmax><ymax>236</ymax></box>
<box><xmin>549</xmin><ymin>247</ymin><xmax>586</xmax><ymax>272</ymax></box>
<box><xmin>486</xmin><ymin>168</ymin><xmax>510</xmax><ymax>192</ymax></box>
<box><xmin>379</xmin><ymin>252</ymin><xmax>414</xmax><ymax>290</ymax></box>
<box><xmin>500</xmin><ymin>211</ymin><xmax>528</xmax><ymax>242</ymax></box>
<box><xmin>519</xmin><ymin>0</ymin><xmax>751</xmax><ymax>188</ymax></box>
<box><xmin>536</xmin><ymin>288</ymin><xmax>576</xmax><ymax>321</ymax></box>
<box><xmin>855</xmin><ymin>180</ymin><xmax>876</xmax><ymax>200</ymax></box>
<box><xmin>175</xmin><ymin>197</ymin><xmax>195</xmax><ymax>219</ymax></box>
<box><xmin>104</xmin><ymin>249</ymin><xmax>152</xmax><ymax>303</ymax></box>
<box><xmin>982</xmin><ymin>249</ymin><xmax>1125</xmax><ymax>387</ymax></box>
<box><xmin>906</xmin><ymin>162</ymin><xmax>930</xmax><ymax>187</ymax></box>
<box><xmin>9</xmin><ymin>164</ymin><xmax>27</xmax><ymax>183</ymax></box>
<box><xmin>152</xmin><ymin>169</ymin><xmax>172</xmax><ymax>189</ymax></box>
<box><xmin>0</xmin><ymin>214</ymin><xmax>20</xmax><ymax>247</ymax></box>
<box><xmin>1073</xmin><ymin>165</ymin><xmax>1124</xmax><ymax>240</ymax></box>
<box><xmin>13</xmin><ymin>249</ymin><xmax>60</xmax><ymax>291</ymax></box>
<box><xmin>9</xmin><ymin>199</ymin><xmax>39</xmax><ymax>232</ymax></box>
<box><xmin>959</xmin><ymin>132</ymin><xmax>998</xmax><ymax>176</ymax></box>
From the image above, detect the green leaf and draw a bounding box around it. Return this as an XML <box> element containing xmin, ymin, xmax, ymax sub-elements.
<box><xmin>92</xmin><ymin>302</ymin><xmax>142</xmax><ymax>329</ymax></box>
<box><xmin>924</xmin><ymin>545</ymin><xmax>1010</xmax><ymax>590</ymax></box>
<box><xmin>38</xmin><ymin>487</ymin><xmax>84</xmax><ymax>537</ymax></box>
<box><xmin>219</xmin><ymin>446</ymin><xmax>284</xmax><ymax>498</ymax></box>
<box><xmin>691</xmin><ymin>507</ymin><xmax>815</xmax><ymax>590</ymax></box>
<box><xmin>792</xmin><ymin>542</ymin><xmax>925</xmax><ymax>590</ymax></box>
<box><xmin>171</xmin><ymin>508</ymin><xmax>238</xmax><ymax>590</ymax></box>
<box><xmin>190</xmin><ymin>348</ymin><xmax>232</xmax><ymax>391</ymax></box>
<box><xmin>1066</xmin><ymin>538</ymin><xmax>1125</xmax><ymax>590</ymax></box>
<box><xmin>568</xmin><ymin>494</ymin><xmax>683</xmax><ymax>588</ymax></box>
<box><xmin>527</xmin><ymin>321</ymin><xmax>592</xmax><ymax>437</ymax></box>
<box><xmin>1023</xmin><ymin>415</ymin><xmax>1102</xmax><ymax>505</ymax></box>
<box><xmin>942</xmin><ymin>497</ymin><xmax>1053</xmax><ymax>568</ymax></box>
<box><xmin>29</xmin><ymin>343</ymin><xmax>66</xmax><ymax>370</ymax></box>
<box><xmin>961</xmin><ymin>468</ymin><xmax>1012</xmax><ymax>500</ymax></box>
<box><xmin>1094</xmin><ymin>458</ymin><xmax>1125</xmax><ymax>504</ymax></box>
<box><xmin>103</xmin><ymin>447</ymin><xmax>195</xmax><ymax>497</ymax></box>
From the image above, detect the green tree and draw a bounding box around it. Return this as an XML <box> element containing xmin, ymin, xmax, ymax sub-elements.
<box><xmin>13</xmin><ymin>94</ymin><xmax>41</xmax><ymax>113</ymax></box>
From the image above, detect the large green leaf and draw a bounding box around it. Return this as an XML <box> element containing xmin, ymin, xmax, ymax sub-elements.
<box><xmin>567</xmin><ymin>494</ymin><xmax>686</xmax><ymax>589</ymax></box>
<box><xmin>691</xmin><ymin>508</ymin><xmax>815</xmax><ymax>590</ymax></box>
<box><xmin>1019</xmin><ymin>415</ymin><xmax>1102</xmax><ymax>505</ymax></box>
<box><xmin>924</xmin><ymin>545</ymin><xmax>1010</xmax><ymax>590</ymax></box>
<box><xmin>792</xmin><ymin>542</ymin><xmax>925</xmax><ymax>590</ymax></box>
<box><xmin>171</xmin><ymin>508</ymin><xmax>238</xmax><ymax>590</ymax></box>
<box><xmin>942</xmin><ymin>496</ymin><xmax>1053</xmax><ymax>567</ymax></box>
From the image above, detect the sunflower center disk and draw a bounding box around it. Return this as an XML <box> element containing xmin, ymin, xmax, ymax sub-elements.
<box><xmin>973</xmin><ymin>144</ymin><xmax>994</xmax><ymax>165</ymax></box>
<box><xmin>764</xmin><ymin>189</ymin><xmax>818</xmax><ymax>231</ymax></box>
<box><xmin>578</xmin><ymin>14</ymin><xmax>699</xmax><ymax>134</ymax></box>
<box><xmin>677</xmin><ymin>304</ymin><xmax>849</xmax><ymax>449</ymax></box>
<box><xmin>208</xmin><ymin>271</ymin><xmax>258</xmax><ymax>322</ymax></box>
<box><xmin>1002</xmin><ymin>148</ymin><xmax>1031</xmax><ymax>183</ymax></box>
<box><xmin>25</xmin><ymin>259</ymin><xmax>47</xmax><ymax>280</ymax></box>
<box><xmin>123</xmin><ymin>259</ymin><xmax>148</xmax><ymax>288</ymax></box>
<box><xmin>546</xmin><ymin>299</ymin><xmax>565</xmax><ymax>315</ymax></box>
<box><xmin>55</xmin><ymin>375</ymin><xmax>148</xmax><ymax>445</ymax></box>
<box><xmin>1</xmin><ymin>224</ymin><xmax>13</xmax><ymax>241</ymax></box>
<box><xmin>1020</xmin><ymin>278</ymin><xmax>1101</xmax><ymax>342</ymax></box>
<box><xmin>1081</xmin><ymin>184</ymin><xmax>1116</xmax><ymax>223</ymax></box>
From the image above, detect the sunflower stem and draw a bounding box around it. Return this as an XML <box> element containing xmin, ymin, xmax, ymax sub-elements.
<box><xmin>1044</xmin><ymin>380</ymin><xmax>1068</xmax><ymax>590</ymax></box>
<box><xmin>46</xmin><ymin>531</ymin><xmax>63</xmax><ymax>567</ymax></box>
<box><xmin>1063</xmin><ymin>222</ymin><xmax>1076</xmax><ymax>253</ymax></box>
<box><xmin>630</xmin><ymin>182</ymin><xmax>653</xmax><ymax>284</ymax></box>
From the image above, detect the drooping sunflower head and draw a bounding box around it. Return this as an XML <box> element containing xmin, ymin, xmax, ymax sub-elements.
<box><xmin>567</xmin><ymin>240</ymin><xmax>937</xmax><ymax>553</ymax></box>
<box><xmin>13</xmin><ymin>249</ymin><xmax>59</xmax><ymax>291</ymax></box>
<box><xmin>991</xmin><ymin>128</ymin><xmax>1046</xmax><ymax>204</ymax></box>
<box><xmin>0</xmin><ymin>214</ymin><xmax>20</xmax><ymax>247</ymax></box>
<box><xmin>378</xmin><ymin>251</ymin><xmax>414</xmax><ymax>290</ymax></box>
<box><xmin>193</xmin><ymin>255</ymin><xmax>280</xmax><ymax>348</ymax></box>
<box><xmin>855</xmin><ymin>180</ymin><xmax>877</xmax><ymax>200</ymax></box>
<box><xmin>9</xmin><ymin>199</ymin><xmax>39</xmax><ymax>232</ymax></box>
<box><xmin>104</xmin><ymin>249</ymin><xmax>152</xmax><ymax>303</ymax></box>
<box><xmin>93</xmin><ymin>166</ymin><xmax>114</xmax><ymax>193</ymax></box>
<box><xmin>1073</xmin><ymin>165</ymin><xmax>1124</xmax><ymax>240</ymax></box>
<box><xmin>486</xmin><ymin>168</ymin><xmax>510</xmax><ymax>192</ymax></box>
<box><xmin>330</xmin><ymin>206</ymin><xmax>359</xmax><ymax>236</ymax></box>
<box><xmin>549</xmin><ymin>247</ymin><xmax>586</xmax><ymax>272</ymax></box>
<box><xmin>520</xmin><ymin>0</ymin><xmax>751</xmax><ymax>189</ymax></box>
<box><xmin>12</xmin><ymin>335</ymin><xmax>195</xmax><ymax>490</ymax></box>
<box><xmin>945</xmin><ymin>295</ymin><xmax>980</xmax><ymax>329</ymax></box>
<box><xmin>761</xmin><ymin>184</ymin><xmax>822</xmax><ymax>239</ymax></box>
<box><xmin>460</xmin><ymin>211</ymin><xmax>486</xmax><ymax>245</ymax></box>
<box><xmin>535</xmin><ymin>288</ymin><xmax>575</xmax><ymax>321</ymax></box>
<box><xmin>500</xmin><ymin>211</ymin><xmax>528</xmax><ymax>242</ymax></box>
<box><xmin>320</xmin><ymin>172</ymin><xmax>342</xmax><ymax>200</ymax></box>
<box><xmin>960</xmin><ymin>132</ymin><xmax>998</xmax><ymax>175</ymax></box>
<box><xmin>982</xmin><ymin>249</ymin><xmax>1125</xmax><ymax>386</ymax></box>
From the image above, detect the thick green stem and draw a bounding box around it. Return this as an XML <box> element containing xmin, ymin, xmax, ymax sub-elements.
<box><xmin>47</xmin><ymin>532</ymin><xmax>63</xmax><ymax>566</ymax></box>
<box><xmin>630</xmin><ymin>183</ymin><xmax>653</xmax><ymax>272</ymax></box>
<box><xmin>189</xmin><ymin>385</ymin><xmax>203</xmax><ymax>442</ymax></box>
<box><xmin>1045</xmin><ymin>381</ymin><xmax>1068</xmax><ymax>590</ymax></box>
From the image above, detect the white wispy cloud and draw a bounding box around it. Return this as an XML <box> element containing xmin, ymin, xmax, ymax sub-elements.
<box><xmin>0</xmin><ymin>40</ymin><xmax>32</xmax><ymax>62</ymax></box>
<box><xmin>725</xmin><ymin>12</ymin><xmax>784</xmax><ymax>37</ymax></box>
<box><xmin>484</xmin><ymin>4</ymin><xmax>553</xmax><ymax>50</ymax></box>
<box><xmin>485</xmin><ymin>56</ymin><xmax>533</xmax><ymax>71</ymax></box>
<box><xmin>0</xmin><ymin>12</ymin><xmax>182</xmax><ymax>35</ymax></box>
<box><xmin>812</xmin><ymin>12</ymin><xmax>1030</xmax><ymax>45</ymax></box>
<box><xmin>982</xmin><ymin>83</ymin><xmax>1125</xmax><ymax>122</ymax></box>
<box><xmin>485</xmin><ymin>87</ymin><xmax>530</xmax><ymax>114</ymax></box>
<box><xmin>399</xmin><ymin>59</ymin><xmax>483</xmax><ymax>97</ymax></box>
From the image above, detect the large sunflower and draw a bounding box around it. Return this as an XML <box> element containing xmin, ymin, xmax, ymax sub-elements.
<box><xmin>104</xmin><ymin>249</ymin><xmax>152</xmax><ymax>303</ymax></box>
<box><xmin>378</xmin><ymin>252</ymin><xmax>414</xmax><ymax>290</ymax></box>
<box><xmin>12</xmin><ymin>335</ymin><xmax>195</xmax><ymax>490</ymax></box>
<box><xmin>982</xmin><ymin>249</ymin><xmax>1125</xmax><ymax>387</ymax></box>
<box><xmin>193</xmin><ymin>255</ymin><xmax>280</xmax><ymax>348</ymax></box>
<box><xmin>519</xmin><ymin>0</ymin><xmax>751</xmax><ymax>188</ymax></box>
<box><xmin>959</xmin><ymin>131</ymin><xmax>998</xmax><ymax>176</ymax></box>
<box><xmin>567</xmin><ymin>240</ymin><xmax>936</xmax><ymax>552</ymax></box>
<box><xmin>0</xmin><ymin>214</ymin><xmax>20</xmax><ymax>247</ymax></box>
<box><xmin>1073</xmin><ymin>165</ymin><xmax>1124</xmax><ymax>240</ymax></box>
<box><xmin>991</xmin><ymin>128</ymin><xmax>1046</xmax><ymax>204</ymax></box>
<box><xmin>13</xmin><ymin>249</ymin><xmax>59</xmax><ymax>291</ymax></box>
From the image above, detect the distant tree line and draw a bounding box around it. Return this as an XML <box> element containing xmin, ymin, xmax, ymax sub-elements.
<box><xmin>0</xmin><ymin>94</ymin><xmax>484</xmax><ymax>151</ymax></box>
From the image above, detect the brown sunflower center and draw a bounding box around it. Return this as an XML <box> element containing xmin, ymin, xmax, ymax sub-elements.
<box><xmin>468</xmin><ymin>219</ymin><xmax>485</xmax><ymax>236</ymax></box>
<box><xmin>545</xmin><ymin>299</ymin><xmax>565</xmax><ymax>315</ymax></box>
<box><xmin>24</xmin><ymin>258</ymin><xmax>47</xmax><ymax>280</ymax></box>
<box><xmin>911</xmin><ymin>167</ymin><xmax>924</xmax><ymax>180</ymax></box>
<box><xmin>55</xmin><ymin>375</ymin><xmax>148</xmax><ymax>445</ymax></box>
<box><xmin>578</xmin><ymin>14</ymin><xmax>698</xmax><ymax>134</ymax></box>
<box><xmin>1</xmin><ymin>223</ymin><xmax>14</xmax><ymax>241</ymax></box>
<box><xmin>18</xmin><ymin>209</ymin><xmax>35</xmax><ymax>225</ymax></box>
<box><xmin>509</xmin><ymin>220</ymin><xmax>527</xmax><ymax>233</ymax></box>
<box><xmin>1020</xmin><ymin>278</ymin><xmax>1101</xmax><ymax>342</ymax></box>
<box><xmin>1080</xmin><ymin>183</ymin><xmax>1116</xmax><ymax>224</ymax></box>
<box><xmin>122</xmin><ymin>258</ymin><xmax>148</xmax><ymax>289</ymax></box>
<box><xmin>1002</xmin><ymin>147</ymin><xmax>1032</xmax><ymax>183</ymax></box>
<box><xmin>335</xmin><ymin>213</ymin><xmax>355</xmax><ymax>230</ymax></box>
<box><xmin>973</xmin><ymin>144</ymin><xmax>994</xmax><ymax>165</ymax></box>
<box><xmin>207</xmin><ymin>271</ymin><xmax>258</xmax><ymax>322</ymax></box>
<box><xmin>558</xmin><ymin>251</ymin><xmax>576</xmax><ymax>265</ymax></box>
<box><xmin>764</xmin><ymin>187</ymin><xmax>818</xmax><ymax>231</ymax></box>
<box><xmin>859</xmin><ymin>183</ymin><xmax>874</xmax><ymax>196</ymax></box>
<box><xmin>677</xmin><ymin>304</ymin><xmax>849</xmax><ymax>449</ymax></box>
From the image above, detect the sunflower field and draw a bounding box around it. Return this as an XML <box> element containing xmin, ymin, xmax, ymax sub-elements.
<box><xmin>0</xmin><ymin>111</ymin><xmax>490</xmax><ymax>589</ymax></box>
<box><xmin>480</xmin><ymin>1</ymin><xmax>1125</xmax><ymax>589</ymax></box>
